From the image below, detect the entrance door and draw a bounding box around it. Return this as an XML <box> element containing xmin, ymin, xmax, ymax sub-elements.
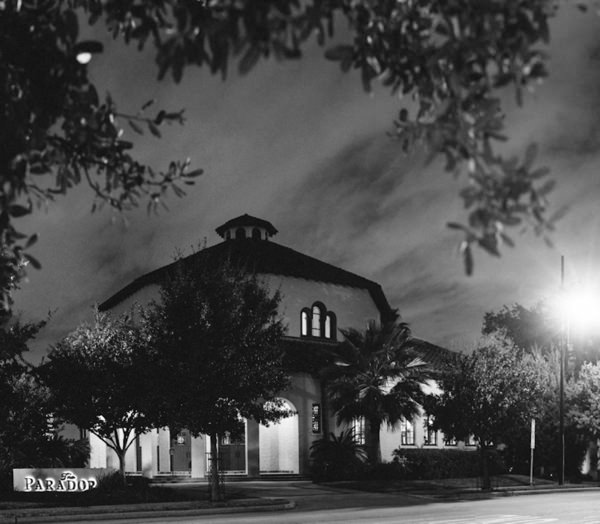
<box><xmin>220</xmin><ymin>432</ymin><xmax>246</xmax><ymax>472</ymax></box>
<box><xmin>170</xmin><ymin>430</ymin><xmax>191</xmax><ymax>473</ymax></box>
<box><xmin>259</xmin><ymin>399</ymin><xmax>299</xmax><ymax>474</ymax></box>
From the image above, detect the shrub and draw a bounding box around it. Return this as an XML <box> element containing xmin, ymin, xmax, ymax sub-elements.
<box><xmin>310</xmin><ymin>430</ymin><xmax>367</xmax><ymax>482</ymax></box>
<box><xmin>390</xmin><ymin>448</ymin><xmax>506</xmax><ymax>480</ymax></box>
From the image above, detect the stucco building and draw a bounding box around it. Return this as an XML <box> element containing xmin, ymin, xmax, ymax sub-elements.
<box><xmin>90</xmin><ymin>214</ymin><xmax>457</xmax><ymax>478</ymax></box>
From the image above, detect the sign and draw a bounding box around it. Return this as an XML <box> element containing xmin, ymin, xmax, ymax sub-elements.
<box><xmin>530</xmin><ymin>418</ymin><xmax>536</xmax><ymax>449</ymax></box>
<box><xmin>13</xmin><ymin>468</ymin><xmax>112</xmax><ymax>493</ymax></box>
<box><xmin>311</xmin><ymin>403</ymin><xmax>321</xmax><ymax>433</ymax></box>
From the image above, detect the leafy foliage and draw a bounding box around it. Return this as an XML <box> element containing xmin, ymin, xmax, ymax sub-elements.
<box><xmin>142</xmin><ymin>254</ymin><xmax>290</xmax><ymax>500</ymax></box>
<box><xmin>483</xmin><ymin>302</ymin><xmax>558</xmax><ymax>353</ymax></box>
<box><xmin>0</xmin><ymin>0</ymin><xmax>587</xmax><ymax>312</ymax></box>
<box><xmin>428</xmin><ymin>332</ymin><xmax>542</xmax><ymax>489</ymax></box>
<box><xmin>0</xmin><ymin>317</ymin><xmax>89</xmax><ymax>492</ymax></box>
<box><xmin>309</xmin><ymin>430</ymin><xmax>367</xmax><ymax>482</ymax></box>
<box><xmin>391</xmin><ymin>448</ymin><xmax>506</xmax><ymax>481</ymax></box>
<box><xmin>567</xmin><ymin>362</ymin><xmax>600</xmax><ymax>441</ymax></box>
<box><xmin>41</xmin><ymin>309</ymin><xmax>152</xmax><ymax>480</ymax></box>
<box><xmin>325</xmin><ymin>320</ymin><xmax>431</xmax><ymax>463</ymax></box>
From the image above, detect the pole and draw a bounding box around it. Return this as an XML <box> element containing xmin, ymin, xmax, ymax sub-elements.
<box><xmin>559</xmin><ymin>255</ymin><xmax>565</xmax><ymax>486</ymax></box>
<box><xmin>530</xmin><ymin>418</ymin><xmax>535</xmax><ymax>486</ymax></box>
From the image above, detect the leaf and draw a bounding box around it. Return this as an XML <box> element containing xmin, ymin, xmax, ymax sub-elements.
<box><xmin>25</xmin><ymin>233</ymin><xmax>38</xmax><ymax>249</ymax></box>
<box><xmin>461</xmin><ymin>242</ymin><xmax>474</xmax><ymax>276</ymax></box>
<box><xmin>148</xmin><ymin>122</ymin><xmax>161</xmax><ymax>138</ymax></box>
<box><xmin>9</xmin><ymin>205</ymin><xmax>31</xmax><ymax>218</ymax></box>
<box><xmin>185</xmin><ymin>169</ymin><xmax>204</xmax><ymax>178</ymax></box>
<box><xmin>24</xmin><ymin>253</ymin><xmax>41</xmax><ymax>270</ymax></box>
<box><xmin>239</xmin><ymin>46</ymin><xmax>261</xmax><ymax>75</ymax></box>
<box><xmin>141</xmin><ymin>99</ymin><xmax>155</xmax><ymax>110</ymax></box>
<box><xmin>129</xmin><ymin>120</ymin><xmax>143</xmax><ymax>134</ymax></box>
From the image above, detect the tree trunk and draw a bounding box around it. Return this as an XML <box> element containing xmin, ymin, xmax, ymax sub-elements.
<box><xmin>480</xmin><ymin>446</ymin><xmax>491</xmax><ymax>491</ymax></box>
<box><xmin>116</xmin><ymin>449</ymin><xmax>127</xmax><ymax>487</ymax></box>
<box><xmin>366</xmin><ymin>419</ymin><xmax>381</xmax><ymax>464</ymax></box>
<box><xmin>209</xmin><ymin>433</ymin><xmax>223</xmax><ymax>502</ymax></box>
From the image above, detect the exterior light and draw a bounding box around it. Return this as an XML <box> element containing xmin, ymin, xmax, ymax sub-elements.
<box><xmin>74</xmin><ymin>41</ymin><xmax>104</xmax><ymax>65</ymax></box>
<box><xmin>76</xmin><ymin>52</ymin><xmax>92</xmax><ymax>64</ymax></box>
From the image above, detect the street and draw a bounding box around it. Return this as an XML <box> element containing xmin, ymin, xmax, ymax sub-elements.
<box><xmin>73</xmin><ymin>482</ymin><xmax>600</xmax><ymax>524</ymax></box>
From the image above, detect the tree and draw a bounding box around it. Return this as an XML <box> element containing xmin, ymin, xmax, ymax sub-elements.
<box><xmin>142</xmin><ymin>255</ymin><xmax>291</xmax><ymax>501</ymax></box>
<box><xmin>482</xmin><ymin>302</ymin><xmax>558</xmax><ymax>354</ymax></box>
<box><xmin>429</xmin><ymin>333</ymin><xmax>542</xmax><ymax>490</ymax></box>
<box><xmin>567</xmin><ymin>361</ymin><xmax>600</xmax><ymax>475</ymax></box>
<box><xmin>41</xmin><ymin>309</ymin><xmax>152</xmax><ymax>482</ymax></box>
<box><xmin>0</xmin><ymin>317</ymin><xmax>89</xmax><ymax>490</ymax></box>
<box><xmin>1</xmin><ymin>1</ymin><xmax>585</xmax><ymax>311</ymax></box>
<box><xmin>325</xmin><ymin>320</ymin><xmax>431</xmax><ymax>464</ymax></box>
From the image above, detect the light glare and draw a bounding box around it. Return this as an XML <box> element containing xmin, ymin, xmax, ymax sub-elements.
<box><xmin>76</xmin><ymin>52</ymin><xmax>92</xmax><ymax>65</ymax></box>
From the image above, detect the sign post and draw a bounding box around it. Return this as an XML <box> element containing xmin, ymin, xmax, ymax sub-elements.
<box><xmin>530</xmin><ymin>418</ymin><xmax>536</xmax><ymax>486</ymax></box>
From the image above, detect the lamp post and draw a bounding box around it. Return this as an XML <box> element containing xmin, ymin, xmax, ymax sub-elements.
<box><xmin>559</xmin><ymin>255</ymin><xmax>565</xmax><ymax>486</ymax></box>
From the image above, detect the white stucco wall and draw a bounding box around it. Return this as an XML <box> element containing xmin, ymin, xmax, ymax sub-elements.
<box><xmin>260</xmin><ymin>274</ymin><xmax>381</xmax><ymax>337</ymax></box>
<box><xmin>104</xmin><ymin>274</ymin><xmax>382</xmax><ymax>339</ymax></box>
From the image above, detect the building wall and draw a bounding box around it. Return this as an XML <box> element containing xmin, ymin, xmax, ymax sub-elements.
<box><xmin>93</xmin><ymin>270</ymin><xmax>385</xmax><ymax>477</ymax></box>
<box><xmin>260</xmin><ymin>274</ymin><xmax>381</xmax><ymax>337</ymax></box>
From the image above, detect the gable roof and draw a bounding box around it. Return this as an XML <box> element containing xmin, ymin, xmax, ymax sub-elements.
<box><xmin>98</xmin><ymin>238</ymin><xmax>396</xmax><ymax>322</ymax></box>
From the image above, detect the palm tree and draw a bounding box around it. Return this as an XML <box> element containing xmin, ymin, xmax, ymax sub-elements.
<box><xmin>325</xmin><ymin>320</ymin><xmax>431</xmax><ymax>464</ymax></box>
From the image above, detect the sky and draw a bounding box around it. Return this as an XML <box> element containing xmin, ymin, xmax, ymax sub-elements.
<box><xmin>13</xmin><ymin>6</ymin><xmax>600</xmax><ymax>361</ymax></box>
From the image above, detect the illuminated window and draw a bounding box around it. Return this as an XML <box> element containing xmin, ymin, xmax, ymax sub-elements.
<box><xmin>423</xmin><ymin>415</ymin><xmax>437</xmax><ymax>446</ymax></box>
<box><xmin>465</xmin><ymin>435</ymin><xmax>477</xmax><ymax>447</ymax></box>
<box><xmin>300</xmin><ymin>302</ymin><xmax>336</xmax><ymax>339</ymax></box>
<box><xmin>301</xmin><ymin>309</ymin><xmax>310</xmax><ymax>337</ymax></box>
<box><xmin>400</xmin><ymin>418</ymin><xmax>415</xmax><ymax>446</ymax></box>
<box><xmin>325</xmin><ymin>312</ymin><xmax>336</xmax><ymax>340</ymax></box>
<box><xmin>444</xmin><ymin>436</ymin><xmax>457</xmax><ymax>446</ymax></box>
<box><xmin>352</xmin><ymin>418</ymin><xmax>365</xmax><ymax>445</ymax></box>
<box><xmin>311</xmin><ymin>303</ymin><xmax>323</xmax><ymax>337</ymax></box>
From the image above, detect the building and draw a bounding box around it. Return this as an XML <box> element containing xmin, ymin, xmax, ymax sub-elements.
<box><xmin>90</xmin><ymin>214</ymin><xmax>457</xmax><ymax>478</ymax></box>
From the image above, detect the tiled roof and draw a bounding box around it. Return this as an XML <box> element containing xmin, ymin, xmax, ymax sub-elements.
<box><xmin>98</xmin><ymin>238</ymin><xmax>395</xmax><ymax>321</ymax></box>
<box><xmin>281</xmin><ymin>336</ymin><xmax>454</xmax><ymax>376</ymax></box>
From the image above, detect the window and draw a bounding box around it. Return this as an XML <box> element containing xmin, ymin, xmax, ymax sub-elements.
<box><xmin>352</xmin><ymin>418</ymin><xmax>365</xmax><ymax>446</ymax></box>
<box><xmin>301</xmin><ymin>309</ymin><xmax>310</xmax><ymax>336</ymax></box>
<box><xmin>423</xmin><ymin>415</ymin><xmax>437</xmax><ymax>446</ymax></box>
<box><xmin>325</xmin><ymin>312</ymin><xmax>336</xmax><ymax>340</ymax></box>
<box><xmin>400</xmin><ymin>418</ymin><xmax>415</xmax><ymax>446</ymax></box>
<box><xmin>252</xmin><ymin>227</ymin><xmax>261</xmax><ymax>240</ymax></box>
<box><xmin>235</xmin><ymin>227</ymin><xmax>246</xmax><ymax>239</ymax></box>
<box><xmin>311</xmin><ymin>303</ymin><xmax>323</xmax><ymax>337</ymax></box>
<box><xmin>300</xmin><ymin>302</ymin><xmax>336</xmax><ymax>339</ymax></box>
<box><xmin>465</xmin><ymin>435</ymin><xmax>477</xmax><ymax>447</ymax></box>
<box><xmin>444</xmin><ymin>437</ymin><xmax>457</xmax><ymax>447</ymax></box>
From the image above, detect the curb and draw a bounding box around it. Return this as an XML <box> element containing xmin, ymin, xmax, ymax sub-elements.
<box><xmin>0</xmin><ymin>499</ymin><xmax>296</xmax><ymax>523</ymax></box>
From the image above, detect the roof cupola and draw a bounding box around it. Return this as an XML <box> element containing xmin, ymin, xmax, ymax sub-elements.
<box><xmin>215</xmin><ymin>214</ymin><xmax>278</xmax><ymax>242</ymax></box>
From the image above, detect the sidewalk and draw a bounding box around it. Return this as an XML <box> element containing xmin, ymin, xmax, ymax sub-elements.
<box><xmin>0</xmin><ymin>496</ymin><xmax>295</xmax><ymax>523</ymax></box>
<box><xmin>1</xmin><ymin>477</ymin><xmax>599</xmax><ymax>523</ymax></box>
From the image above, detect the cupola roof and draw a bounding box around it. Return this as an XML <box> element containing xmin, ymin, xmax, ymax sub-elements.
<box><xmin>215</xmin><ymin>214</ymin><xmax>278</xmax><ymax>241</ymax></box>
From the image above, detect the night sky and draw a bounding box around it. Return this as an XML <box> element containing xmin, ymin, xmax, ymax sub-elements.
<box><xmin>14</xmin><ymin>7</ymin><xmax>600</xmax><ymax>361</ymax></box>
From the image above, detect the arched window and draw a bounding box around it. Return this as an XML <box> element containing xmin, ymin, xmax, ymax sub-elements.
<box><xmin>252</xmin><ymin>227</ymin><xmax>261</xmax><ymax>240</ymax></box>
<box><xmin>235</xmin><ymin>227</ymin><xmax>246</xmax><ymax>240</ymax></box>
<box><xmin>225</xmin><ymin>230</ymin><xmax>231</xmax><ymax>240</ymax></box>
<box><xmin>300</xmin><ymin>309</ymin><xmax>310</xmax><ymax>337</ymax></box>
<box><xmin>325</xmin><ymin>312</ymin><xmax>337</xmax><ymax>340</ymax></box>
<box><xmin>311</xmin><ymin>303</ymin><xmax>324</xmax><ymax>337</ymax></box>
